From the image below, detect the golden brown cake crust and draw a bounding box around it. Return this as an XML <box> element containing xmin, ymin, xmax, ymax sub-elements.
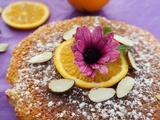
<box><xmin>5</xmin><ymin>16</ymin><xmax>160</xmax><ymax>120</ymax></box>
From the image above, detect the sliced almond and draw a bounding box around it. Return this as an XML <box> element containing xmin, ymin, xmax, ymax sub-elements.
<box><xmin>127</xmin><ymin>51</ymin><xmax>139</xmax><ymax>71</ymax></box>
<box><xmin>48</xmin><ymin>79</ymin><xmax>75</xmax><ymax>93</ymax></box>
<box><xmin>156</xmin><ymin>94</ymin><xmax>160</xmax><ymax>100</ymax></box>
<box><xmin>27</xmin><ymin>52</ymin><xmax>52</xmax><ymax>63</ymax></box>
<box><xmin>0</xmin><ymin>43</ymin><xmax>9</xmax><ymax>52</ymax></box>
<box><xmin>116</xmin><ymin>76</ymin><xmax>135</xmax><ymax>98</ymax></box>
<box><xmin>88</xmin><ymin>88</ymin><xmax>115</xmax><ymax>102</ymax></box>
<box><xmin>0</xmin><ymin>7</ymin><xmax>2</xmax><ymax>14</ymax></box>
<box><xmin>63</xmin><ymin>25</ymin><xmax>78</xmax><ymax>40</ymax></box>
<box><xmin>114</xmin><ymin>34</ymin><xmax>134</xmax><ymax>47</ymax></box>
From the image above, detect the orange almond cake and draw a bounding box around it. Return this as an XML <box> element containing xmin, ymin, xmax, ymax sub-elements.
<box><xmin>5</xmin><ymin>16</ymin><xmax>160</xmax><ymax>119</ymax></box>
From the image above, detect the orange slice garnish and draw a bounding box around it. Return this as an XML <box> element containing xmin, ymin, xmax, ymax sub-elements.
<box><xmin>54</xmin><ymin>38</ymin><xmax>129</xmax><ymax>89</ymax></box>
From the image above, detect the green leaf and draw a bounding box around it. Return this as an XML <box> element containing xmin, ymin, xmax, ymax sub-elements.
<box><xmin>116</xmin><ymin>45</ymin><xmax>132</xmax><ymax>50</ymax></box>
<box><xmin>103</xmin><ymin>27</ymin><xmax>112</xmax><ymax>35</ymax></box>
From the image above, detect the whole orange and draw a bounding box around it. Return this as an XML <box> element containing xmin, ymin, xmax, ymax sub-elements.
<box><xmin>68</xmin><ymin>0</ymin><xmax>110</xmax><ymax>12</ymax></box>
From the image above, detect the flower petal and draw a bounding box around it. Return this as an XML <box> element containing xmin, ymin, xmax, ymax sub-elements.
<box><xmin>75</xmin><ymin>27</ymin><xmax>83</xmax><ymax>42</ymax></box>
<box><xmin>105</xmin><ymin>50</ymin><xmax>120</xmax><ymax>62</ymax></box>
<box><xmin>96</xmin><ymin>38</ymin><xmax>107</xmax><ymax>50</ymax></box>
<box><xmin>98</xmin><ymin>65</ymin><xmax>108</xmax><ymax>74</ymax></box>
<box><xmin>90</xmin><ymin>63</ymin><xmax>100</xmax><ymax>69</ymax></box>
<box><xmin>79</xmin><ymin>63</ymin><xmax>89</xmax><ymax>73</ymax></box>
<box><xmin>75</xmin><ymin>59</ymin><xmax>95</xmax><ymax>77</ymax></box>
<box><xmin>75</xmin><ymin>26</ymin><xmax>92</xmax><ymax>46</ymax></box>
<box><xmin>92</xmin><ymin>26</ymin><xmax>103</xmax><ymax>45</ymax></box>
<box><xmin>75</xmin><ymin>51</ymin><xmax>84</xmax><ymax>60</ymax></box>
<box><xmin>103</xmin><ymin>41</ymin><xmax>119</xmax><ymax>52</ymax></box>
<box><xmin>79</xmin><ymin>65</ymin><xmax>95</xmax><ymax>77</ymax></box>
<box><xmin>82</xmin><ymin>26</ymin><xmax>92</xmax><ymax>46</ymax></box>
<box><xmin>90</xmin><ymin>64</ymin><xmax>108</xmax><ymax>74</ymax></box>
<box><xmin>97</xmin><ymin>41</ymin><xmax>119</xmax><ymax>62</ymax></box>
<box><xmin>88</xmin><ymin>70</ymin><xmax>96</xmax><ymax>78</ymax></box>
<box><xmin>96</xmin><ymin>32</ymin><xmax>115</xmax><ymax>51</ymax></box>
<box><xmin>74</xmin><ymin>59</ymin><xmax>85</xmax><ymax>66</ymax></box>
<box><xmin>98</xmin><ymin>56</ymin><xmax>110</xmax><ymax>64</ymax></box>
<box><xmin>103</xmin><ymin>32</ymin><xmax>114</xmax><ymax>44</ymax></box>
<box><xmin>76</xmin><ymin>40</ymin><xmax>86</xmax><ymax>53</ymax></box>
<box><xmin>71</xmin><ymin>44</ymin><xmax>78</xmax><ymax>53</ymax></box>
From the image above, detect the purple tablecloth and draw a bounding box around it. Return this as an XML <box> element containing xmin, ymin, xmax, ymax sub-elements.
<box><xmin>0</xmin><ymin>0</ymin><xmax>160</xmax><ymax>119</ymax></box>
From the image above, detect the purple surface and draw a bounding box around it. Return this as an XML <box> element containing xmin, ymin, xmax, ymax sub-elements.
<box><xmin>0</xmin><ymin>0</ymin><xmax>160</xmax><ymax>119</ymax></box>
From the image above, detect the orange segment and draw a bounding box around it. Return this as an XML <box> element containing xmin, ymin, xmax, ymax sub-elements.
<box><xmin>1</xmin><ymin>1</ymin><xmax>50</xmax><ymax>29</ymax></box>
<box><xmin>54</xmin><ymin>38</ymin><xmax>129</xmax><ymax>89</ymax></box>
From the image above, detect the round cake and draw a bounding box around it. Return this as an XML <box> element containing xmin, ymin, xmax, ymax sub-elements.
<box><xmin>5</xmin><ymin>16</ymin><xmax>160</xmax><ymax>119</ymax></box>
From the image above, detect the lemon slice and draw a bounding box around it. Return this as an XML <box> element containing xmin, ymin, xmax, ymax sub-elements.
<box><xmin>1</xmin><ymin>1</ymin><xmax>50</xmax><ymax>29</ymax></box>
<box><xmin>54</xmin><ymin>39</ymin><xmax>129</xmax><ymax>89</ymax></box>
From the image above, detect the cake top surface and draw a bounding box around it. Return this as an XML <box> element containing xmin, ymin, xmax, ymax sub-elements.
<box><xmin>5</xmin><ymin>16</ymin><xmax>160</xmax><ymax>119</ymax></box>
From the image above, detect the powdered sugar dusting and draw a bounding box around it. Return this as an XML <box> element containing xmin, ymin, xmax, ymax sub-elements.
<box><xmin>5</xmin><ymin>16</ymin><xmax>160</xmax><ymax>119</ymax></box>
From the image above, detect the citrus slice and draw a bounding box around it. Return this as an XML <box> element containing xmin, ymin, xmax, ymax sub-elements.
<box><xmin>54</xmin><ymin>38</ymin><xmax>129</xmax><ymax>89</ymax></box>
<box><xmin>1</xmin><ymin>1</ymin><xmax>50</xmax><ymax>29</ymax></box>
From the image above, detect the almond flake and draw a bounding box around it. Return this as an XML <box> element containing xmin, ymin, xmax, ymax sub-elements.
<box><xmin>0</xmin><ymin>43</ymin><xmax>9</xmax><ymax>52</ymax></box>
<box><xmin>127</xmin><ymin>51</ymin><xmax>140</xmax><ymax>71</ymax></box>
<box><xmin>116</xmin><ymin>76</ymin><xmax>135</xmax><ymax>98</ymax></box>
<box><xmin>48</xmin><ymin>79</ymin><xmax>75</xmax><ymax>93</ymax></box>
<box><xmin>88</xmin><ymin>88</ymin><xmax>115</xmax><ymax>102</ymax></box>
<box><xmin>27</xmin><ymin>52</ymin><xmax>53</xmax><ymax>63</ymax></box>
<box><xmin>63</xmin><ymin>25</ymin><xmax>78</xmax><ymax>40</ymax></box>
<box><xmin>156</xmin><ymin>94</ymin><xmax>160</xmax><ymax>100</ymax></box>
<box><xmin>114</xmin><ymin>34</ymin><xmax>134</xmax><ymax>47</ymax></box>
<box><xmin>0</xmin><ymin>7</ymin><xmax>2</xmax><ymax>14</ymax></box>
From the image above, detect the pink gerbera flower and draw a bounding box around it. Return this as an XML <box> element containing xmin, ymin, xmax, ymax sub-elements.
<box><xmin>71</xmin><ymin>26</ymin><xmax>120</xmax><ymax>78</ymax></box>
